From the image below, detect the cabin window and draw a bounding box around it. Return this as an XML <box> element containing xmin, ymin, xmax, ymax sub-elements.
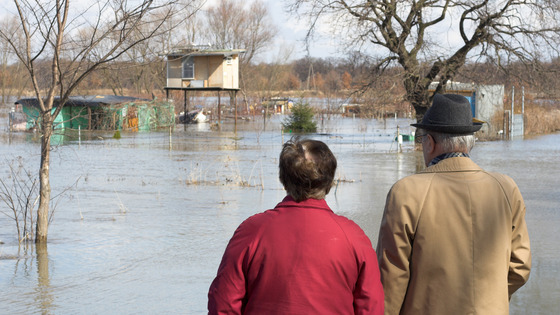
<box><xmin>182</xmin><ymin>57</ymin><xmax>194</xmax><ymax>79</ymax></box>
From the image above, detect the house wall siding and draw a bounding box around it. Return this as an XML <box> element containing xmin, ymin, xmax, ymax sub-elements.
<box><xmin>165</xmin><ymin>52</ymin><xmax>242</xmax><ymax>89</ymax></box>
<box><xmin>167</xmin><ymin>57</ymin><xmax>182</xmax><ymax>88</ymax></box>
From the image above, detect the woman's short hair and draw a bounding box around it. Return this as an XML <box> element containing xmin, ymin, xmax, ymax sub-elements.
<box><xmin>279</xmin><ymin>138</ymin><xmax>337</xmax><ymax>202</ymax></box>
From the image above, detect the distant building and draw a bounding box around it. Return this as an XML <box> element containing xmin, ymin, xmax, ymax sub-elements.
<box><xmin>165</xmin><ymin>46</ymin><xmax>245</xmax><ymax>90</ymax></box>
<box><xmin>341</xmin><ymin>104</ymin><xmax>361</xmax><ymax>117</ymax></box>
<box><xmin>263</xmin><ymin>97</ymin><xmax>292</xmax><ymax>114</ymax></box>
<box><xmin>164</xmin><ymin>46</ymin><xmax>245</xmax><ymax>121</ymax></box>
<box><xmin>14</xmin><ymin>95</ymin><xmax>174</xmax><ymax>132</ymax></box>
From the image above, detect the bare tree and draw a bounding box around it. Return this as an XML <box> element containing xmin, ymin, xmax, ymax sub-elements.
<box><xmin>0</xmin><ymin>17</ymin><xmax>29</xmax><ymax>103</ymax></box>
<box><xmin>203</xmin><ymin>0</ymin><xmax>278</xmax><ymax>65</ymax></box>
<box><xmin>0</xmin><ymin>0</ymin><xmax>202</xmax><ymax>243</ymax></box>
<box><xmin>287</xmin><ymin>0</ymin><xmax>560</xmax><ymax>120</ymax></box>
<box><xmin>203</xmin><ymin>0</ymin><xmax>279</xmax><ymax>114</ymax></box>
<box><xmin>205</xmin><ymin>0</ymin><xmax>245</xmax><ymax>49</ymax></box>
<box><xmin>100</xmin><ymin>5</ymin><xmax>203</xmax><ymax>96</ymax></box>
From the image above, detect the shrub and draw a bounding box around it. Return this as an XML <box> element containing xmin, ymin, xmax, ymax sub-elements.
<box><xmin>282</xmin><ymin>102</ymin><xmax>317</xmax><ymax>133</ymax></box>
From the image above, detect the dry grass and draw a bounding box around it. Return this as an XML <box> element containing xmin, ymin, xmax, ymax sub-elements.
<box><xmin>184</xmin><ymin>159</ymin><xmax>264</xmax><ymax>188</ymax></box>
<box><xmin>476</xmin><ymin>100</ymin><xmax>560</xmax><ymax>141</ymax></box>
<box><xmin>524</xmin><ymin>102</ymin><xmax>560</xmax><ymax>135</ymax></box>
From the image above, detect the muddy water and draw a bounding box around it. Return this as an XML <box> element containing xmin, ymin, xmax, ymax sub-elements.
<box><xmin>0</xmin><ymin>115</ymin><xmax>558</xmax><ymax>314</ymax></box>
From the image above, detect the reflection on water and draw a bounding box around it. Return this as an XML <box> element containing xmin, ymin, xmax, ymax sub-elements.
<box><xmin>0</xmin><ymin>115</ymin><xmax>559</xmax><ymax>314</ymax></box>
<box><xmin>35</xmin><ymin>243</ymin><xmax>53</xmax><ymax>314</ymax></box>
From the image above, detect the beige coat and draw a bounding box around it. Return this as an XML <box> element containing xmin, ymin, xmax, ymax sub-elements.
<box><xmin>376</xmin><ymin>157</ymin><xmax>531</xmax><ymax>315</ymax></box>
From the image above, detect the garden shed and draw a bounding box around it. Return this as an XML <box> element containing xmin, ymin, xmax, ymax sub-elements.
<box><xmin>14</xmin><ymin>95</ymin><xmax>175</xmax><ymax>131</ymax></box>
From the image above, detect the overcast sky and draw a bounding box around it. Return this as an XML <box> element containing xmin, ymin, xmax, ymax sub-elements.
<box><xmin>199</xmin><ymin>0</ymin><xmax>341</xmax><ymax>62</ymax></box>
<box><xmin>259</xmin><ymin>0</ymin><xmax>341</xmax><ymax>61</ymax></box>
<box><xmin>0</xmin><ymin>0</ymin><xmax>342</xmax><ymax>62</ymax></box>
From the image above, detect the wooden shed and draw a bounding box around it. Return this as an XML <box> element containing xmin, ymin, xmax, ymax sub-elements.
<box><xmin>164</xmin><ymin>46</ymin><xmax>245</xmax><ymax>124</ymax></box>
<box><xmin>165</xmin><ymin>46</ymin><xmax>245</xmax><ymax>90</ymax></box>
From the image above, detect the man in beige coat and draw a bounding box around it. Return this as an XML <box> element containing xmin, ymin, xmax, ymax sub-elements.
<box><xmin>376</xmin><ymin>94</ymin><xmax>531</xmax><ymax>315</ymax></box>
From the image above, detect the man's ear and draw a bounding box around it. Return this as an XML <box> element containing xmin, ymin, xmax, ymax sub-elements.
<box><xmin>425</xmin><ymin>134</ymin><xmax>436</xmax><ymax>154</ymax></box>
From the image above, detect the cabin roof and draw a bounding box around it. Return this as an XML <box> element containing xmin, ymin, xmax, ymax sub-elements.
<box><xmin>15</xmin><ymin>95</ymin><xmax>150</xmax><ymax>108</ymax></box>
<box><xmin>166</xmin><ymin>47</ymin><xmax>246</xmax><ymax>58</ymax></box>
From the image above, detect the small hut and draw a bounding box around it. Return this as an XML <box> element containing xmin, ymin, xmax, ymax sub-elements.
<box><xmin>14</xmin><ymin>95</ymin><xmax>175</xmax><ymax>131</ymax></box>
<box><xmin>164</xmin><ymin>45</ymin><xmax>245</xmax><ymax>121</ymax></box>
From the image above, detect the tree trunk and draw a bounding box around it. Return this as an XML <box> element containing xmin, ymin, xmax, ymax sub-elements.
<box><xmin>402</xmin><ymin>76</ymin><xmax>432</xmax><ymax>123</ymax></box>
<box><xmin>36</xmin><ymin>111</ymin><xmax>53</xmax><ymax>243</ymax></box>
<box><xmin>412</xmin><ymin>98</ymin><xmax>429</xmax><ymax>122</ymax></box>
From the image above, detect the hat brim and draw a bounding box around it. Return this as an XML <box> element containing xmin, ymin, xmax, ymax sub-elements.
<box><xmin>411</xmin><ymin>122</ymin><xmax>482</xmax><ymax>134</ymax></box>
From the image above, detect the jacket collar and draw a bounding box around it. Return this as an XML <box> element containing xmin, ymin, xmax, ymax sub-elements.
<box><xmin>421</xmin><ymin>156</ymin><xmax>483</xmax><ymax>173</ymax></box>
<box><xmin>428</xmin><ymin>152</ymin><xmax>470</xmax><ymax>166</ymax></box>
<box><xmin>276</xmin><ymin>195</ymin><xmax>332</xmax><ymax>212</ymax></box>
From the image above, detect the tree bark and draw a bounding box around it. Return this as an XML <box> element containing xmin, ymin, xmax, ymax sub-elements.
<box><xmin>35</xmin><ymin>111</ymin><xmax>53</xmax><ymax>243</ymax></box>
<box><xmin>402</xmin><ymin>74</ymin><xmax>432</xmax><ymax>122</ymax></box>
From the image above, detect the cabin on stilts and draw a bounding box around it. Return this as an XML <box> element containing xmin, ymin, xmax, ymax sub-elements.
<box><xmin>164</xmin><ymin>45</ymin><xmax>245</xmax><ymax>124</ymax></box>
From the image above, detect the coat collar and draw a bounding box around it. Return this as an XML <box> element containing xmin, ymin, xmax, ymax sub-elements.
<box><xmin>276</xmin><ymin>195</ymin><xmax>332</xmax><ymax>212</ymax></box>
<box><xmin>421</xmin><ymin>156</ymin><xmax>483</xmax><ymax>173</ymax></box>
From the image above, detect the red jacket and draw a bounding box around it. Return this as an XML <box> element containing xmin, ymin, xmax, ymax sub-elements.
<box><xmin>208</xmin><ymin>196</ymin><xmax>384</xmax><ymax>315</ymax></box>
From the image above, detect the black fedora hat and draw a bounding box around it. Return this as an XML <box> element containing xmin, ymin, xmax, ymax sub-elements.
<box><xmin>411</xmin><ymin>94</ymin><xmax>482</xmax><ymax>134</ymax></box>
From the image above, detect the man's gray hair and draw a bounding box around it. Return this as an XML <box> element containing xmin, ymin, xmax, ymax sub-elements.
<box><xmin>429</xmin><ymin>131</ymin><xmax>476</xmax><ymax>153</ymax></box>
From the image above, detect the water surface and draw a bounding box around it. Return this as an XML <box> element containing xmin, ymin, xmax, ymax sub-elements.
<box><xmin>0</xmin><ymin>116</ymin><xmax>558</xmax><ymax>314</ymax></box>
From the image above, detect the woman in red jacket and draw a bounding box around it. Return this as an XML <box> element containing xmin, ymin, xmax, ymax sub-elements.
<box><xmin>208</xmin><ymin>138</ymin><xmax>384</xmax><ymax>315</ymax></box>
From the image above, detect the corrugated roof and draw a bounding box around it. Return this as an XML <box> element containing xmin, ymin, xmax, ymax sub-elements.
<box><xmin>15</xmin><ymin>95</ymin><xmax>151</xmax><ymax>108</ymax></box>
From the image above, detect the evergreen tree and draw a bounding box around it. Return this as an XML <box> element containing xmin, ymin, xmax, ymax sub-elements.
<box><xmin>282</xmin><ymin>102</ymin><xmax>317</xmax><ymax>133</ymax></box>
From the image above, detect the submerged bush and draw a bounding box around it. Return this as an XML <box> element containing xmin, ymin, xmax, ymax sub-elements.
<box><xmin>282</xmin><ymin>102</ymin><xmax>317</xmax><ymax>133</ymax></box>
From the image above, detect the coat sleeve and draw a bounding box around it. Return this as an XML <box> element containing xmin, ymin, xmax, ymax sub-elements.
<box><xmin>508</xmin><ymin>182</ymin><xmax>531</xmax><ymax>298</ymax></box>
<box><xmin>208</xmin><ymin>219</ymin><xmax>257</xmax><ymax>315</ymax></box>
<box><xmin>352</xmin><ymin>228</ymin><xmax>385</xmax><ymax>315</ymax></box>
<box><xmin>376</xmin><ymin>182</ymin><xmax>418</xmax><ymax>315</ymax></box>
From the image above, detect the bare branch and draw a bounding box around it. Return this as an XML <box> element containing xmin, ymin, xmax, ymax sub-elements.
<box><xmin>286</xmin><ymin>0</ymin><xmax>560</xmax><ymax>118</ymax></box>
<box><xmin>0</xmin><ymin>0</ymin><xmax>203</xmax><ymax>243</ymax></box>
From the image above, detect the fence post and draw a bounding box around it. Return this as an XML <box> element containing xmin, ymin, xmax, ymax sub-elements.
<box><xmin>504</xmin><ymin>110</ymin><xmax>510</xmax><ymax>140</ymax></box>
<box><xmin>510</xmin><ymin>87</ymin><xmax>515</xmax><ymax>138</ymax></box>
<box><xmin>522</xmin><ymin>86</ymin><xmax>525</xmax><ymax>136</ymax></box>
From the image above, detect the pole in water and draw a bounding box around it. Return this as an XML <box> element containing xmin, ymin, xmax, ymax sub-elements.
<box><xmin>396</xmin><ymin>125</ymin><xmax>402</xmax><ymax>153</ymax></box>
<box><xmin>169</xmin><ymin>125</ymin><xmax>172</xmax><ymax>151</ymax></box>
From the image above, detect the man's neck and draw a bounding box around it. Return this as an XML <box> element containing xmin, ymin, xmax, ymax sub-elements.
<box><xmin>428</xmin><ymin>152</ymin><xmax>470</xmax><ymax>166</ymax></box>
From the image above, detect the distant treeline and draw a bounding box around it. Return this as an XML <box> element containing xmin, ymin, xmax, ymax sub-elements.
<box><xmin>3</xmin><ymin>53</ymin><xmax>560</xmax><ymax>117</ymax></box>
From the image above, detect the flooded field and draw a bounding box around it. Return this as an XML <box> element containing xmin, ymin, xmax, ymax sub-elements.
<box><xmin>0</xmin><ymin>114</ymin><xmax>559</xmax><ymax>314</ymax></box>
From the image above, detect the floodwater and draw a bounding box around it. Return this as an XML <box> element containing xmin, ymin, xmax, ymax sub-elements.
<box><xmin>0</xmin><ymin>114</ymin><xmax>559</xmax><ymax>314</ymax></box>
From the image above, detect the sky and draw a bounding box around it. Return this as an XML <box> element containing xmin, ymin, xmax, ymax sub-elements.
<box><xmin>254</xmin><ymin>0</ymin><xmax>473</xmax><ymax>63</ymax></box>
<box><xmin>0</xmin><ymin>0</ymin><xmax>341</xmax><ymax>62</ymax></box>
<box><xmin>229</xmin><ymin>0</ymin><xmax>465</xmax><ymax>63</ymax></box>
<box><xmin>1</xmin><ymin>0</ymin><xmax>538</xmax><ymax>64</ymax></box>
<box><xmin>201</xmin><ymin>0</ymin><xmax>341</xmax><ymax>62</ymax></box>
<box><xmin>258</xmin><ymin>0</ymin><xmax>341</xmax><ymax>61</ymax></box>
